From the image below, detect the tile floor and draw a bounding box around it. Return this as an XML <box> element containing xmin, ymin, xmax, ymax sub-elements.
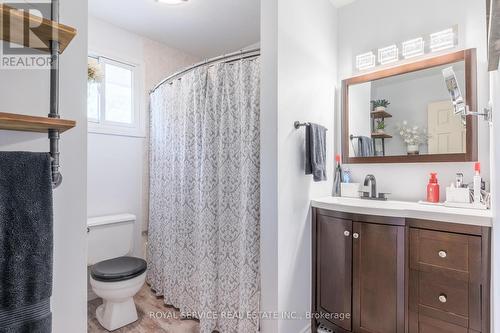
<box><xmin>88</xmin><ymin>284</ymin><xmax>200</xmax><ymax>333</ymax></box>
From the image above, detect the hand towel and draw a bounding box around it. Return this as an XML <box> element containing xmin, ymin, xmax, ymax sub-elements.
<box><xmin>0</xmin><ymin>152</ymin><xmax>53</xmax><ymax>333</ymax></box>
<box><xmin>305</xmin><ymin>123</ymin><xmax>327</xmax><ymax>182</ymax></box>
<box><xmin>357</xmin><ymin>136</ymin><xmax>374</xmax><ymax>157</ymax></box>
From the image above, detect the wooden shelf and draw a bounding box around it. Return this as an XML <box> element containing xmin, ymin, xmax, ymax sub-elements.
<box><xmin>371</xmin><ymin>133</ymin><xmax>392</xmax><ymax>139</ymax></box>
<box><xmin>0</xmin><ymin>112</ymin><xmax>75</xmax><ymax>133</ymax></box>
<box><xmin>370</xmin><ymin>110</ymin><xmax>392</xmax><ymax>119</ymax></box>
<box><xmin>1</xmin><ymin>4</ymin><xmax>77</xmax><ymax>54</ymax></box>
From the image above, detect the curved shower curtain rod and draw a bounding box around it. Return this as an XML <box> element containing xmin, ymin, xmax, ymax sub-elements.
<box><xmin>150</xmin><ymin>47</ymin><xmax>261</xmax><ymax>94</ymax></box>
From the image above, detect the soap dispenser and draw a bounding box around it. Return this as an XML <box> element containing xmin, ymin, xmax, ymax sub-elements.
<box><xmin>333</xmin><ymin>155</ymin><xmax>342</xmax><ymax>197</ymax></box>
<box><xmin>473</xmin><ymin>162</ymin><xmax>482</xmax><ymax>205</ymax></box>
<box><xmin>427</xmin><ymin>172</ymin><xmax>440</xmax><ymax>203</ymax></box>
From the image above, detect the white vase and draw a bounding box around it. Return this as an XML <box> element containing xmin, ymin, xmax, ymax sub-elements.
<box><xmin>374</xmin><ymin>106</ymin><xmax>386</xmax><ymax>112</ymax></box>
<box><xmin>407</xmin><ymin>144</ymin><xmax>419</xmax><ymax>155</ymax></box>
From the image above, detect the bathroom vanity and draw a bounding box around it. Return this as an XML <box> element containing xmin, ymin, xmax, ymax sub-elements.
<box><xmin>311</xmin><ymin>197</ymin><xmax>491</xmax><ymax>333</ymax></box>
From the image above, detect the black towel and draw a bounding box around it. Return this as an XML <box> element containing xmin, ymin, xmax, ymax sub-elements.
<box><xmin>0</xmin><ymin>152</ymin><xmax>53</xmax><ymax>333</ymax></box>
<box><xmin>305</xmin><ymin>123</ymin><xmax>327</xmax><ymax>182</ymax></box>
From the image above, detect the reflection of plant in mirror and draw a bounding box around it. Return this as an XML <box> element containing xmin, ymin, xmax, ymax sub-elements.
<box><xmin>396</xmin><ymin>121</ymin><xmax>429</xmax><ymax>145</ymax></box>
<box><xmin>376</xmin><ymin>120</ymin><xmax>385</xmax><ymax>130</ymax></box>
<box><xmin>371</xmin><ymin>99</ymin><xmax>390</xmax><ymax>110</ymax></box>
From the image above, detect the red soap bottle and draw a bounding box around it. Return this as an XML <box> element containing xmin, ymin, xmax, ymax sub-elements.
<box><xmin>427</xmin><ymin>172</ymin><xmax>440</xmax><ymax>203</ymax></box>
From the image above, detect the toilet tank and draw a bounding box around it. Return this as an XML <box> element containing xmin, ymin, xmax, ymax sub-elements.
<box><xmin>87</xmin><ymin>214</ymin><xmax>136</xmax><ymax>265</ymax></box>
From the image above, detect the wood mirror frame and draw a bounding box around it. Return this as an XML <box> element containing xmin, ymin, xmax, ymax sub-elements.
<box><xmin>341</xmin><ymin>48</ymin><xmax>477</xmax><ymax>164</ymax></box>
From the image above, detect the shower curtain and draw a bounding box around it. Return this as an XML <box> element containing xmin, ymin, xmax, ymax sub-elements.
<box><xmin>148</xmin><ymin>58</ymin><xmax>260</xmax><ymax>333</ymax></box>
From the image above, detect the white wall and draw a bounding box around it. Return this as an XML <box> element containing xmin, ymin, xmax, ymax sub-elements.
<box><xmin>260</xmin><ymin>0</ymin><xmax>278</xmax><ymax>331</ymax></box>
<box><xmin>277</xmin><ymin>1</ymin><xmax>338</xmax><ymax>332</ymax></box>
<box><xmin>0</xmin><ymin>1</ymin><xmax>88</xmax><ymax>332</ymax></box>
<box><xmin>490</xmin><ymin>66</ymin><xmax>499</xmax><ymax>333</ymax></box>
<box><xmin>337</xmin><ymin>0</ymin><xmax>490</xmax><ymax>201</ymax></box>
<box><xmin>87</xmin><ymin>16</ymin><xmax>199</xmax><ymax>259</ymax></box>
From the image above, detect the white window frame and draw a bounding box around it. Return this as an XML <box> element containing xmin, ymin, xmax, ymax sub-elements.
<box><xmin>87</xmin><ymin>53</ymin><xmax>145</xmax><ymax>137</ymax></box>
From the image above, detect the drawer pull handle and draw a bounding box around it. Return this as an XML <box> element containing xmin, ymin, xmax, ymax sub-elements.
<box><xmin>438</xmin><ymin>250</ymin><xmax>447</xmax><ymax>258</ymax></box>
<box><xmin>438</xmin><ymin>294</ymin><xmax>447</xmax><ymax>303</ymax></box>
<box><xmin>353</xmin><ymin>233</ymin><xmax>359</xmax><ymax>239</ymax></box>
<box><xmin>344</xmin><ymin>230</ymin><xmax>350</xmax><ymax>237</ymax></box>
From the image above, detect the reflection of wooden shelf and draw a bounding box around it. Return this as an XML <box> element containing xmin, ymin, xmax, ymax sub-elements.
<box><xmin>0</xmin><ymin>112</ymin><xmax>76</xmax><ymax>133</ymax></box>
<box><xmin>370</xmin><ymin>110</ymin><xmax>392</xmax><ymax>119</ymax></box>
<box><xmin>0</xmin><ymin>4</ymin><xmax>77</xmax><ymax>53</ymax></box>
<box><xmin>371</xmin><ymin>133</ymin><xmax>392</xmax><ymax>139</ymax></box>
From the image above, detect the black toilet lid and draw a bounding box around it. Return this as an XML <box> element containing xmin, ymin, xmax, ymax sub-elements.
<box><xmin>91</xmin><ymin>256</ymin><xmax>147</xmax><ymax>282</ymax></box>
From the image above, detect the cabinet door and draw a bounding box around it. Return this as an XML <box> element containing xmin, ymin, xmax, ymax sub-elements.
<box><xmin>353</xmin><ymin>222</ymin><xmax>405</xmax><ymax>333</ymax></box>
<box><xmin>316</xmin><ymin>214</ymin><xmax>352</xmax><ymax>331</ymax></box>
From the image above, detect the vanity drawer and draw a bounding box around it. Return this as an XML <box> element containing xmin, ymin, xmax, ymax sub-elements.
<box><xmin>410</xmin><ymin>229</ymin><xmax>470</xmax><ymax>272</ymax></box>
<box><xmin>418</xmin><ymin>270</ymin><xmax>468</xmax><ymax>317</ymax></box>
<box><xmin>409</xmin><ymin>227</ymin><xmax>484</xmax><ymax>333</ymax></box>
<box><xmin>417</xmin><ymin>315</ymin><xmax>471</xmax><ymax>333</ymax></box>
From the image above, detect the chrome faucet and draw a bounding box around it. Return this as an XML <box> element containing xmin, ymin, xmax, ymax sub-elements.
<box><xmin>363</xmin><ymin>174</ymin><xmax>377</xmax><ymax>199</ymax></box>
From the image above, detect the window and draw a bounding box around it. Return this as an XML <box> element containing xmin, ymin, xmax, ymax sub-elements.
<box><xmin>87</xmin><ymin>55</ymin><xmax>143</xmax><ymax>136</ymax></box>
<box><xmin>104</xmin><ymin>63</ymin><xmax>133</xmax><ymax>124</ymax></box>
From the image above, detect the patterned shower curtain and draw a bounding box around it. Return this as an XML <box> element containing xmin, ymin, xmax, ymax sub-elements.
<box><xmin>148</xmin><ymin>58</ymin><xmax>260</xmax><ymax>333</ymax></box>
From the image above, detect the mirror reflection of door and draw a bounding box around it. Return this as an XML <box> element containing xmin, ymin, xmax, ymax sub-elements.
<box><xmin>427</xmin><ymin>100</ymin><xmax>466</xmax><ymax>154</ymax></box>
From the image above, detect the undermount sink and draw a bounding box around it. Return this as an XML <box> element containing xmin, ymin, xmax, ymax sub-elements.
<box><xmin>311</xmin><ymin>196</ymin><xmax>492</xmax><ymax>227</ymax></box>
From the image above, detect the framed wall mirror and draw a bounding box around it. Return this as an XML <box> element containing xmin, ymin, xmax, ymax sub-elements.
<box><xmin>342</xmin><ymin>49</ymin><xmax>477</xmax><ymax>164</ymax></box>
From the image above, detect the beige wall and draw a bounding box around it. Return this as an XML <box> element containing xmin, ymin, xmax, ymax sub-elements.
<box><xmin>143</xmin><ymin>37</ymin><xmax>199</xmax><ymax>94</ymax></box>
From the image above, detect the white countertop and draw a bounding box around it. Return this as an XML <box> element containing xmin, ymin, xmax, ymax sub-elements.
<box><xmin>311</xmin><ymin>196</ymin><xmax>493</xmax><ymax>227</ymax></box>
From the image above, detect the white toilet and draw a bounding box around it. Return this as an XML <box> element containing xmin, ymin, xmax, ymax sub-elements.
<box><xmin>87</xmin><ymin>214</ymin><xmax>147</xmax><ymax>331</ymax></box>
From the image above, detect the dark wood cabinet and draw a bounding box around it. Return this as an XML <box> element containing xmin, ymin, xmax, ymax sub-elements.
<box><xmin>409</xmin><ymin>228</ymin><xmax>484</xmax><ymax>333</ymax></box>
<box><xmin>312</xmin><ymin>208</ymin><xmax>490</xmax><ymax>333</ymax></box>
<box><xmin>316</xmin><ymin>214</ymin><xmax>352</xmax><ymax>331</ymax></box>
<box><xmin>352</xmin><ymin>222</ymin><xmax>405</xmax><ymax>333</ymax></box>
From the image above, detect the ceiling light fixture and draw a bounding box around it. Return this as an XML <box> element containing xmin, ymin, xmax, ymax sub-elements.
<box><xmin>156</xmin><ymin>0</ymin><xmax>189</xmax><ymax>5</ymax></box>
